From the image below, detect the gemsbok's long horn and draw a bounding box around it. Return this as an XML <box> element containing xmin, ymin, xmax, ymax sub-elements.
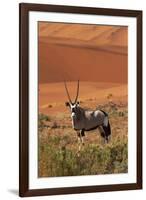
<box><xmin>74</xmin><ymin>80</ymin><xmax>80</xmax><ymax>103</ymax></box>
<box><xmin>64</xmin><ymin>80</ymin><xmax>73</xmax><ymax>104</ymax></box>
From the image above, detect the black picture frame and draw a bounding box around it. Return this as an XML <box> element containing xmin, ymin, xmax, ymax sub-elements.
<box><xmin>19</xmin><ymin>3</ymin><xmax>142</xmax><ymax>197</ymax></box>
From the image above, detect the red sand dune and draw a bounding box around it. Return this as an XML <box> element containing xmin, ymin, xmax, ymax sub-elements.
<box><xmin>39</xmin><ymin>23</ymin><xmax>127</xmax><ymax>47</ymax></box>
<box><xmin>38</xmin><ymin>23</ymin><xmax>128</xmax><ymax>84</ymax></box>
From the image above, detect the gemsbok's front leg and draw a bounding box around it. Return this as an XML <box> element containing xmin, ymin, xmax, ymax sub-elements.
<box><xmin>80</xmin><ymin>129</ymin><xmax>85</xmax><ymax>145</ymax></box>
<box><xmin>77</xmin><ymin>130</ymin><xmax>85</xmax><ymax>155</ymax></box>
<box><xmin>77</xmin><ymin>131</ymin><xmax>82</xmax><ymax>153</ymax></box>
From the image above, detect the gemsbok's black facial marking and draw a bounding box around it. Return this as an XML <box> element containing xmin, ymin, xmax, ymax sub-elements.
<box><xmin>64</xmin><ymin>80</ymin><xmax>111</xmax><ymax>151</ymax></box>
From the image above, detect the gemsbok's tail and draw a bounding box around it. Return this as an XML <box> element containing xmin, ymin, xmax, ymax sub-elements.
<box><xmin>100</xmin><ymin>110</ymin><xmax>111</xmax><ymax>142</ymax></box>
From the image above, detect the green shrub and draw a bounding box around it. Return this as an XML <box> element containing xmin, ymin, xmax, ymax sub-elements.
<box><xmin>38</xmin><ymin>135</ymin><xmax>128</xmax><ymax>177</ymax></box>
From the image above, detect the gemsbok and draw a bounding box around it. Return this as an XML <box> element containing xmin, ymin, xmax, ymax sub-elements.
<box><xmin>64</xmin><ymin>80</ymin><xmax>111</xmax><ymax>151</ymax></box>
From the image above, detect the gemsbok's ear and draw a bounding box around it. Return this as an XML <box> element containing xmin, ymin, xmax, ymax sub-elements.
<box><xmin>65</xmin><ymin>102</ymin><xmax>70</xmax><ymax>107</ymax></box>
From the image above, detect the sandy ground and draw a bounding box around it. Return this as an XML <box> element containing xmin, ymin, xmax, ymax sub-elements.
<box><xmin>39</xmin><ymin>81</ymin><xmax>127</xmax><ymax>115</ymax></box>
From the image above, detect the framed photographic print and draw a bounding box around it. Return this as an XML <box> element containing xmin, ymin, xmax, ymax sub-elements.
<box><xmin>19</xmin><ymin>3</ymin><xmax>142</xmax><ymax>197</ymax></box>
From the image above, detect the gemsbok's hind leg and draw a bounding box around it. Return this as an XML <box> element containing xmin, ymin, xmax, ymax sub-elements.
<box><xmin>98</xmin><ymin>126</ymin><xmax>107</xmax><ymax>144</ymax></box>
<box><xmin>102</xmin><ymin>122</ymin><xmax>111</xmax><ymax>143</ymax></box>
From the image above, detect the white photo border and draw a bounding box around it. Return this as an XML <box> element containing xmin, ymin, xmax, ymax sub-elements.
<box><xmin>29</xmin><ymin>11</ymin><xmax>137</xmax><ymax>189</ymax></box>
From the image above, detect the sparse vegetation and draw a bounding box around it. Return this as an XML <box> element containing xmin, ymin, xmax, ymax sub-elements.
<box><xmin>107</xmin><ymin>93</ymin><xmax>113</xmax><ymax>102</ymax></box>
<box><xmin>48</xmin><ymin>104</ymin><xmax>53</xmax><ymax>108</ymax></box>
<box><xmin>38</xmin><ymin>101</ymin><xmax>128</xmax><ymax>177</ymax></box>
<box><xmin>39</xmin><ymin>113</ymin><xmax>51</xmax><ymax>122</ymax></box>
<box><xmin>39</xmin><ymin>135</ymin><xmax>127</xmax><ymax>177</ymax></box>
<box><xmin>51</xmin><ymin>121</ymin><xmax>59</xmax><ymax>129</ymax></box>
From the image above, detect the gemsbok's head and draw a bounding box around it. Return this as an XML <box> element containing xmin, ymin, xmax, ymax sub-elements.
<box><xmin>64</xmin><ymin>80</ymin><xmax>80</xmax><ymax>118</ymax></box>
